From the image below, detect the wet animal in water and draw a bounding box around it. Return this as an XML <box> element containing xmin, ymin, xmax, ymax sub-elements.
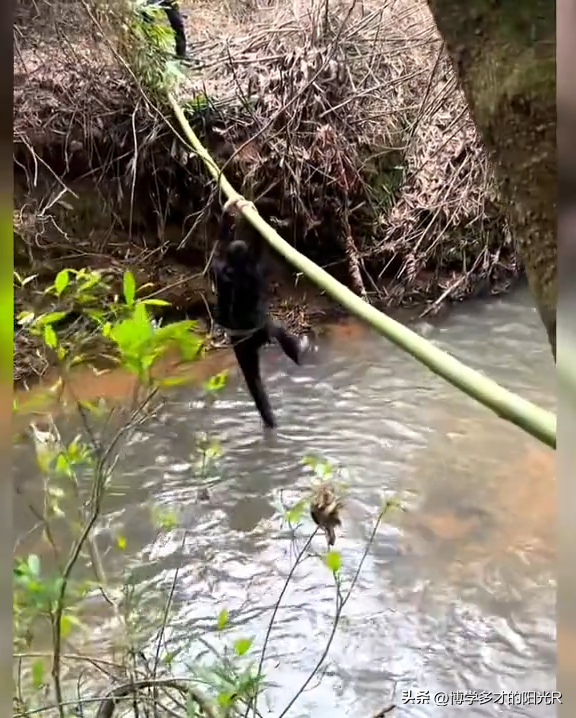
<box><xmin>310</xmin><ymin>482</ymin><xmax>342</xmax><ymax>547</ymax></box>
<box><xmin>211</xmin><ymin>197</ymin><xmax>305</xmax><ymax>429</ymax></box>
<box><xmin>142</xmin><ymin>0</ymin><xmax>187</xmax><ymax>59</ymax></box>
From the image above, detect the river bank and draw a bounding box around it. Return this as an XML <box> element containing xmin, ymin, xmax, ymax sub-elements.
<box><xmin>14</xmin><ymin>0</ymin><xmax>522</xmax><ymax>387</ymax></box>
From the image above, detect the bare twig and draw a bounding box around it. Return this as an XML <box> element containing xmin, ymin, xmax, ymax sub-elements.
<box><xmin>93</xmin><ymin>678</ymin><xmax>220</xmax><ymax>718</ymax></box>
<box><xmin>276</xmin><ymin>503</ymin><xmax>390</xmax><ymax>718</ymax></box>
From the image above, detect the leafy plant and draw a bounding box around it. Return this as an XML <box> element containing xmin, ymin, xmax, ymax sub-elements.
<box><xmin>13</xmin><ymin>267</ymin><xmax>227</xmax><ymax>718</ymax></box>
<box><xmin>121</xmin><ymin>0</ymin><xmax>187</xmax><ymax>99</ymax></box>
<box><xmin>16</xmin><ymin>268</ymin><xmax>202</xmax><ymax>379</ymax></box>
<box><xmin>14</xmin><ymin>265</ymin><xmax>401</xmax><ymax>718</ymax></box>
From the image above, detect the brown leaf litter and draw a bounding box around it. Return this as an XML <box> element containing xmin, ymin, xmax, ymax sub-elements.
<box><xmin>14</xmin><ymin>0</ymin><xmax>520</xmax><ymax>383</ymax></box>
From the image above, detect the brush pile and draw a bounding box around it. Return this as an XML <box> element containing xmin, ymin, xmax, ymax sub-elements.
<box><xmin>14</xmin><ymin>0</ymin><xmax>520</xmax><ymax>379</ymax></box>
<box><xmin>173</xmin><ymin>0</ymin><xmax>518</xmax><ymax>304</ymax></box>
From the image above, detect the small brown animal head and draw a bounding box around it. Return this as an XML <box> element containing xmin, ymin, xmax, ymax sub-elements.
<box><xmin>310</xmin><ymin>482</ymin><xmax>343</xmax><ymax>547</ymax></box>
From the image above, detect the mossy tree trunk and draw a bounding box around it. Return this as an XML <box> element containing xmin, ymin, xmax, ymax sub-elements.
<box><xmin>425</xmin><ymin>0</ymin><xmax>556</xmax><ymax>359</ymax></box>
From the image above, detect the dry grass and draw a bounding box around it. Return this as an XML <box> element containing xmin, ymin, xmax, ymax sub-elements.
<box><xmin>13</xmin><ymin>0</ymin><xmax>520</xmax><ymax>381</ymax></box>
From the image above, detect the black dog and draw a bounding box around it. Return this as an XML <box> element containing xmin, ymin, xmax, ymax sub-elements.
<box><xmin>143</xmin><ymin>0</ymin><xmax>187</xmax><ymax>59</ymax></box>
<box><xmin>211</xmin><ymin>197</ymin><xmax>304</xmax><ymax>429</ymax></box>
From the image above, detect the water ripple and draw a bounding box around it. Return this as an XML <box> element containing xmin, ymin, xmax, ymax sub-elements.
<box><xmin>13</xmin><ymin>288</ymin><xmax>556</xmax><ymax>717</ymax></box>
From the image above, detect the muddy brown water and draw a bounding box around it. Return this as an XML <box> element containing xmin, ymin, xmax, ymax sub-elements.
<box><xmin>14</xmin><ymin>286</ymin><xmax>557</xmax><ymax>717</ymax></box>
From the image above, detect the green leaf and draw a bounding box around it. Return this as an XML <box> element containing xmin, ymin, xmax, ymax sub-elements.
<box><xmin>180</xmin><ymin>334</ymin><xmax>204</xmax><ymax>361</ymax></box>
<box><xmin>216</xmin><ymin>608</ymin><xmax>229</xmax><ymax>631</ymax></box>
<box><xmin>54</xmin><ymin>270</ymin><xmax>70</xmax><ymax>296</ymax></box>
<box><xmin>78</xmin><ymin>399</ymin><xmax>108</xmax><ymax>415</ymax></box>
<box><xmin>27</xmin><ymin>554</ymin><xmax>41</xmax><ymax>578</ymax></box>
<box><xmin>163</xmin><ymin>650</ymin><xmax>179</xmax><ymax>666</ymax></box>
<box><xmin>133</xmin><ymin>301</ymin><xmax>151</xmax><ymax>334</ymax></box>
<box><xmin>77</xmin><ymin>270</ymin><xmax>102</xmax><ymax>294</ymax></box>
<box><xmin>285</xmin><ymin>498</ymin><xmax>307</xmax><ymax>525</ymax></box>
<box><xmin>36</xmin><ymin>311</ymin><xmax>68</xmax><ymax>326</ymax></box>
<box><xmin>381</xmin><ymin>496</ymin><xmax>404</xmax><ymax>515</ymax></box>
<box><xmin>123</xmin><ymin>270</ymin><xmax>136</xmax><ymax>307</ymax></box>
<box><xmin>205</xmin><ymin>370</ymin><xmax>229</xmax><ymax>393</ymax></box>
<box><xmin>325</xmin><ymin>550</ymin><xmax>342</xmax><ymax>574</ymax></box>
<box><xmin>205</xmin><ymin>440</ymin><xmax>222</xmax><ymax>460</ymax></box>
<box><xmin>31</xmin><ymin>658</ymin><xmax>45</xmax><ymax>689</ymax></box>
<box><xmin>109</xmin><ymin>304</ymin><xmax>153</xmax><ymax>367</ymax></box>
<box><xmin>233</xmin><ymin>636</ymin><xmax>254</xmax><ymax>656</ymax></box>
<box><xmin>217</xmin><ymin>692</ymin><xmax>235</xmax><ymax>708</ymax></box>
<box><xmin>14</xmin><ymin>557</ymin><xmax>27</xmax><ymax>577</ymax></box>
<box><xmin>117</xmin><ymin>535</ymin><xmax>127</xmax><ymax>550</ymax></box>
<box><xmin>60</xmin><ymin>615</ymin><xmax>72</xmax><ymax>638</ymax></box>
<box><xmin>302</xmin><ymin>455</ymin><xmax>333</xmax><ymax>479</ymax></box>
<box><xmin>150</xmin><ymin>506</ymin><xmax>179</xmax><ymax>531</ymax></box>
<box><xmin>59</xmin><ymin>613</ymin><xmax>82</xmax><ymax>638</ymax></box>
<box><xmin>158</xmin><ymin>376</ymin><xmax>188</xmax><ymax>388</ymax></box>
<box><xmin>140</xmin><ymin>298</ymin><xmax>171</xmax><ymax>306</ymax></box>
<box><xmin>43</xmin><ymin>324</ymin><xmax>58</xmax><ymax>349</ymax></box>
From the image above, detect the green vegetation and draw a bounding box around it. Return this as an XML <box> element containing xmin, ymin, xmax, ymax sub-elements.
<box><xmin>12</xmin><ymin>2</ymin><xmax>560</xmax><ymax>714</ymax></box>
<box><xmin>13</xmin><ymin>268</ymin><xmax>400</xmax><ymax>718</ymax></box>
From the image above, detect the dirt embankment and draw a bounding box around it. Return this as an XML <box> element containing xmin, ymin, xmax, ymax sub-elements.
<box><xmin>13</xmin><ymin>0</ymin><xmax>520</xmax><ymax>385</ymax></box>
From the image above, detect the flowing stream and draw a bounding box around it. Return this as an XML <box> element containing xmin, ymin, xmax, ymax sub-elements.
<box><xmin>14</xmin><ymin>285</ymin><xmax>557</xmax><ymax>717</ymax></box>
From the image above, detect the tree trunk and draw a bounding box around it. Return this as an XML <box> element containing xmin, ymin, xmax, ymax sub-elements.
<box><xmin>425</xmin><ymin>0</ymin><xmax>556</xmax><ymax>359</ymax></box>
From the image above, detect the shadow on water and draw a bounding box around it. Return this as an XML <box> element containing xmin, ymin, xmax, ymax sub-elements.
<box><xmin>14</xmin><ymin>286</ymin><xmax>557</xmax><ymax>717</ymax></box>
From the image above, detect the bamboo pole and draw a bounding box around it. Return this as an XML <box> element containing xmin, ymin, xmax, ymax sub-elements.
<box><xmin>168</xmin><ymin>94</ymin><xmax>557</xmax><ymax>450</ymax></box>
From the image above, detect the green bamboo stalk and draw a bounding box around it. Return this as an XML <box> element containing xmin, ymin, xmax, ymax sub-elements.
<box><xmin>168</xmin><ymin>94</ymin><xmax>557</xmax><ymax>450</ymax></box>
